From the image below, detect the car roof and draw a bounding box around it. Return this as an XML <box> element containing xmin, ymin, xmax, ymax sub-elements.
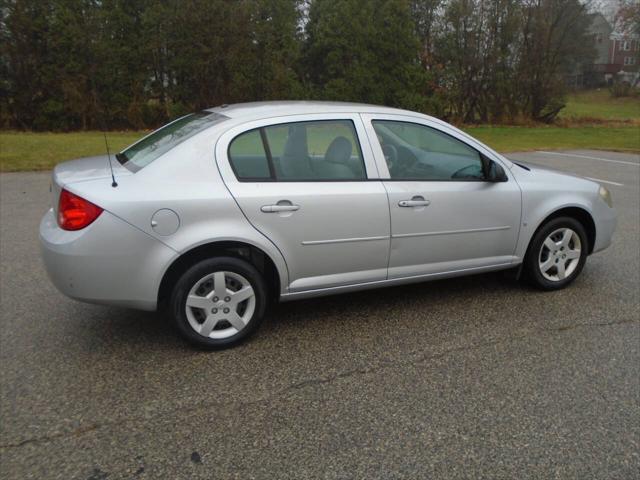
<box><xmin>144</xmin><ymin>100</ymin><xmax>512</xmax><ymax>172</ymax></box>
<box><xmin>205</xmin><ymin>101</ymin><xmax>429</xmax><ymax>120</ymax></box>
<box><xmin>199</xmin><ymin>101</ymin><xmax>511</xmax><ymax>167</ymax></box>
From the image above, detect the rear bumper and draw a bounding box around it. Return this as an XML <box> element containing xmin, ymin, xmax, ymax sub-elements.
<box><xmin>40</xmin><ymin>209</ymin><xmax>176</xmax><ymax>311</ymax></box>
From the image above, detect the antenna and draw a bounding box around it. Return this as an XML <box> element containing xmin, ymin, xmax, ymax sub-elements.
<box><xmin>91</xmin><ymin>76</ymin><xmax>118</xmax><ymax>188</ymax></box>
<box><xmin>103</xmin><ymin>131</ymin><xmax>118</xmax><ymax>188</ymax></box>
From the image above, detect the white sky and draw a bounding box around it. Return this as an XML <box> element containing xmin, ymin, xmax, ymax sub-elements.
<box><xmin>591</xmin><ymin>0</ymin><xmax>623</xmax><ymax>21</ymax></box>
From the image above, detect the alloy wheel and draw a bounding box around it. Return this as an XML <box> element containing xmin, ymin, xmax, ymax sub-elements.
<box><xmin>538</xmin><ymin>227</ymin><xmax>582</xmax><ymax>282</ymax></box>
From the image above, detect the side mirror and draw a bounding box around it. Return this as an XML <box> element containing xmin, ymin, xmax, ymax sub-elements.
<box><xmin>486</xmin><ymin>160</ymin><xmax>508</xmax><ymax>182</ymax></box>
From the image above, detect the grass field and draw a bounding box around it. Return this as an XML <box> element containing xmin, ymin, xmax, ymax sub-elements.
<box><xmin>466</xmin><ymin>125</ymin><xmax>639</xmax><ymax>153</ymax></box>
<box><xmin>1</xmin><ymin>125</ymin><xmax>638</xmax><ymax>172</ymax></box>
<box><xmin>0</xmin><ymin>131</ymin><xmax>143</xmax><ymax>172</ymax></box>
<box><xmin>559</xmin><ymin>89</ymin><xmax>640</xmax><ymax>121</ymax></box>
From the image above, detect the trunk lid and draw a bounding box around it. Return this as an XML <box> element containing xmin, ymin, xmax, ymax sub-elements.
<box><xmin>51</xmin><ymin>155</ymin><xmax>132</xmax><ymax>215</ymax></box>
<box><xmin>54</xmin><ymin>155</ymin><xmax>132</xmax><ymax>185</ymax></box>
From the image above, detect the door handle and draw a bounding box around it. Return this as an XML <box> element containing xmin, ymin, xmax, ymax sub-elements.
<box><xmin>398</xmin><ymin>198</ymin><xmax>430</xmax><ymax>207</ymax></box>
<box><xmin>261</xmin><ymin>204</ymin><xmax>300</xmax><ymax>213</ymax></box>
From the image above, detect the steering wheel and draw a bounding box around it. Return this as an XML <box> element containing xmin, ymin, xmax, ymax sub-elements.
<box><xmin>382</xmin><ymin>144</ymin><xmax>398</xmax><ymax>172</ymax></box>
<box><xmin>393</xmin><ymin>146</ymin><xmax>418</xmax><ymax>176</ymax></box>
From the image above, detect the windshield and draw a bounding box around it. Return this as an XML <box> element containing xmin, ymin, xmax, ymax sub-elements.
<box><xmin>117</xmin><ymin>111</ymin><xmax>228</xmax><ymax>171</ymax></box>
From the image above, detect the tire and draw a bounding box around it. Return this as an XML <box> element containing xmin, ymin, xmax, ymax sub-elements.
<box><xmin>524</xmin><ymin>216</ymin><xmax>589</xmax><ymax>291</ymax></box>
<box><xmin>169</xmin><ymin>256</ymin><xmax>267</xmax><ymax>349</ymax></box>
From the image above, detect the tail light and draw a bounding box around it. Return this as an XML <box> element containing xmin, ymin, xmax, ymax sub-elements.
<box><xmin>58</xmin><ymin>189</ymin><xmax>103</xmax><ymax>231</ymax></box>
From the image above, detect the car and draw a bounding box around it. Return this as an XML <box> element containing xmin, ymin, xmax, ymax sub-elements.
<box><xmin>40</xmin><ymin>101</ymin><xmax>617</xmax><ymax>348</ymax></box>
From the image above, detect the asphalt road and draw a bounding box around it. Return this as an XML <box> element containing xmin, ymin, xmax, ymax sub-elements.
<box><xmin>1</xmin><ymin>150</ymin><xmax>638</xmax><ymax>479</ymax></box>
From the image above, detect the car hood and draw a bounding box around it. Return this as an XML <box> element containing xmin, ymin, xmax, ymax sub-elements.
<box><xmin>510</xmin><ymin>159</ymin><xmax>599</xmax><ymax>191</ymax></box>
<box><xmin>510</xmin><ymin>160</ymin><xmax>565</xmax><ymax>174</ymax></box>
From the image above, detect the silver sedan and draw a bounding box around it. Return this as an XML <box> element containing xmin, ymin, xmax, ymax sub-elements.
<box><xmin>40</xmin><ymin>102</ymin><xmax>617</xmax><ymax>348</ymax></box>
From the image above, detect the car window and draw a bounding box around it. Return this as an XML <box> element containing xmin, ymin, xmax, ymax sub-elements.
<box><xmin>228</xmin><ymin>120</ymin><xmax>366</xmax><ymax>181</ymax></box>
<box><xmin>118</xmin><ymin>111</ymin><xmax>228</xmax><ymax>172</ymax></box>
<box><xmin>227</xmin><ymin>129</ymin><xmax>272</xmax><ymax>180</ymax></box>
<box><xmin>372</xmin><ymin>120</ymin><xmax>485</xmax><ymax>181</ymax></box>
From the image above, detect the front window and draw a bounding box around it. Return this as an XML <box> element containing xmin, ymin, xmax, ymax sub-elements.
<box><xmin>372</xmin><ymin>120</ymin><xmax>486</xmax><ymax>181</ymax></box>
<box><xmin>117</xmin><ymin>111</ymin><xmax>228</xmax><ymax>172</ymax></box>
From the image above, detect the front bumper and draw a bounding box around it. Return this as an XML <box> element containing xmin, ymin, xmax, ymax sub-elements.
<box><xmin>592</xmin><ymin>201</ymin><xmax>617</xmax><ymax>253</ymax></box>
<box><xmin>40</xmin><ymin>209</ymin><xmax>176</xmax><ymax>311</ymax></box>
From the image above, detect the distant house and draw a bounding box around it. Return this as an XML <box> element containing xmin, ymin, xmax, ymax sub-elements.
<box><xmin>583</xmin><ymin>13</ymin><xmax>639</xmax><ymax>86</ymax></box>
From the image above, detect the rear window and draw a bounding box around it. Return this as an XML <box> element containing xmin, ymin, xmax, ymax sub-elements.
<box><xmin>117</xmin><ymin>111</ymin><xmax>228</xmax><ymax>172</ymax></box>
<box><xmin>228</xmin><ymin>120</ymin><xmax>366</xmax><ymax>181</ymax></box>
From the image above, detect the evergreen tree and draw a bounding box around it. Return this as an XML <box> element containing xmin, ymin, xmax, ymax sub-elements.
<box><xmin>0</xmin><ymin>0</ymin><xmax>601</xmax><ymax>130</ymax></box>
<box><xmin>304</xmin><ymin>0</ymin><xmax>428</xmax><ymax>110</ymax></box>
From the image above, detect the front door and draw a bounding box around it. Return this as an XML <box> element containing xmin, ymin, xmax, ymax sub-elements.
<box><xmin>217</xmin><ymin>114</ymin><xmax>390</xmax><ymax>292</ymax></box>
<box><xmin>362</xmin><ymin>116</ymin><xmax>521</xmax><ymax>279</ymax></box>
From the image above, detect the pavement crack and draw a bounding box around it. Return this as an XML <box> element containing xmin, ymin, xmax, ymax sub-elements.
<box><xmin>548</xmin><ymin>318</ymin><xmax>639</xmax><ymax>333</ymax></box>
<box><xmin>2</xmin><ymin>317</ymin><xmax>637</xmax><ymax>451</ymax></box>
<box><xmin>288</xmin><ymin>341</ymin><xmax>506</xmax><ymax>392</ymax></box>
<box><xmin>0</xmin><ymin>423</ymin><xmax>100</xmax><ymax>449</ymax></box>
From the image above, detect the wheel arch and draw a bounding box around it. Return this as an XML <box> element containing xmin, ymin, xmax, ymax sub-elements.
<box><xmin>527</xmin><ymin>206</ymin><xmax>596</xmax><ymax>256</ymax></box>
<box><xmin>157</xmin><ymin>240</ymin><xmax>283</xmax><ymax>309</ymax></box>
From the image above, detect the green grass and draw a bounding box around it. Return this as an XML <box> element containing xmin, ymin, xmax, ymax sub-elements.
<box><xmin>463</xmin><ymin>125</ymin><xmax>640</xmax><ymax>153</ymax></box>
<box><xmin>0</xmin><ymin>131</ymin><xmax>145</xmax><ymax>172</ymax></box>
<box><xmin>1</xmin><ymin>124</ymin><xmax>639</xmax><ymax>172</ymax></box>
<box><xmin>559</xmin><ymin>89</ymin><xmax>640</xmax><ymax>121</ymax></box>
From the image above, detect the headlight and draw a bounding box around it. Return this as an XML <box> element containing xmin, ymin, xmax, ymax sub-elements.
<box><xmin>599</xmin><ymin>185</ymin><xmax>613</xmax><ymax>208</ymax></box>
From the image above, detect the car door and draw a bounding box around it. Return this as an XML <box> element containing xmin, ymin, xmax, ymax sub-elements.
<box><xmin>361</xmin><ymin>114</ymin><xmax>521</xmax><ymax>279</ymax></box>
<box><xmin>216</xmin><ymin>114</ymin><xmax>390</xmax><ymax>292</ymax></box>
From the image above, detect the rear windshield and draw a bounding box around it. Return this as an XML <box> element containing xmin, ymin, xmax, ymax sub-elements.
<box><xmin>117</xmin><ymin>111</ymin><xmax>228</xmax><ymax>172</ymax></box>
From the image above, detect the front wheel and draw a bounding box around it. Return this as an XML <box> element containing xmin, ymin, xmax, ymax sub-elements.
<box><xmin>524</xmin><ymin>217</ymin><xmax>588</xmax><ymax>291</ymax></box>
<box><xmin>170</xmin><ymin>257</ymin><xmax>267</xmax><ymax>349</ymax></box>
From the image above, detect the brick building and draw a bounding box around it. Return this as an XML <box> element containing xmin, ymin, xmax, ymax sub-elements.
<box><xmin>583</xmin><ymin>13</ymin><xmax>639</xmax><ymax>86</ymax></box>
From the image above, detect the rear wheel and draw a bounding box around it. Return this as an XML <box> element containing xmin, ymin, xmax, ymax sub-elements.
<box><xmin>524</xmin><ymin>217</ymin><xmax>588</xmax><ymax>290</ymax></box>
<box><xmin>170</xmin><ymin>257</ymin><xmax>267</xmax><ymax>349</ymax></box>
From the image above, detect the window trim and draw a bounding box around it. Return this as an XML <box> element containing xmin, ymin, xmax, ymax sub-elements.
<box><xmin>370</xmin><ymin>119</ymin><xmax>495</xmax><ymax>183</ymax></box>
<box><xmin>227</xmin><ymin>119</ymin><xmax>370</xmax><ymax>183</ymax></box>
<box><xmin>259</xmin><ymin>128</ymin><xmax>277</xmax><ymax>180</ymax></box>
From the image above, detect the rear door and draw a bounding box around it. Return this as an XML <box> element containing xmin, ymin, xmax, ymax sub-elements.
<box><xmin>361</xmin><ymin>114</ymin><xmax>521</xmax><ymax>278</ymax></box>
<box><xmin>216</xmin><ymin>114</ymin><xmax>390</xmax><ymax>292</ymax></box>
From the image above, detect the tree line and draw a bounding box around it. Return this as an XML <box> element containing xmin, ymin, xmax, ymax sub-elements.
<box><xmin>0</xmin><ymin>0</ymin><xmax>596</xmax><ymax>131</ymax></box>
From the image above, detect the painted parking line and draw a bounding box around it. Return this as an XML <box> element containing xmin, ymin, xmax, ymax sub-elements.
<box><xmin>537</xmin><ymin>151</ymin><xmax>640</xmax><ymax>167</ymax></box>
<box><xmin>584</xmin><ymin>176</ymin><xmax>624</xmax><ymax>187</ymax></box>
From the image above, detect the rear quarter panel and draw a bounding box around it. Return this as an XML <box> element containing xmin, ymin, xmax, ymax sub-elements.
<box><xmin>64</xmin><ymin>129</ymin><xmax>290</xmax><ymax>296</ymax></box>
<box><xmin>40</xmin><ymin>208</ymin><xmax>175</xmax><ymax>310</ymax></box>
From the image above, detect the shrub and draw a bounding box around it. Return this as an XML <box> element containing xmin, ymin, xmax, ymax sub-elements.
<box><xmin>610</xmin><ymin>82</ymin><xmax>633</xmax><ymax>98</ymax></box>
